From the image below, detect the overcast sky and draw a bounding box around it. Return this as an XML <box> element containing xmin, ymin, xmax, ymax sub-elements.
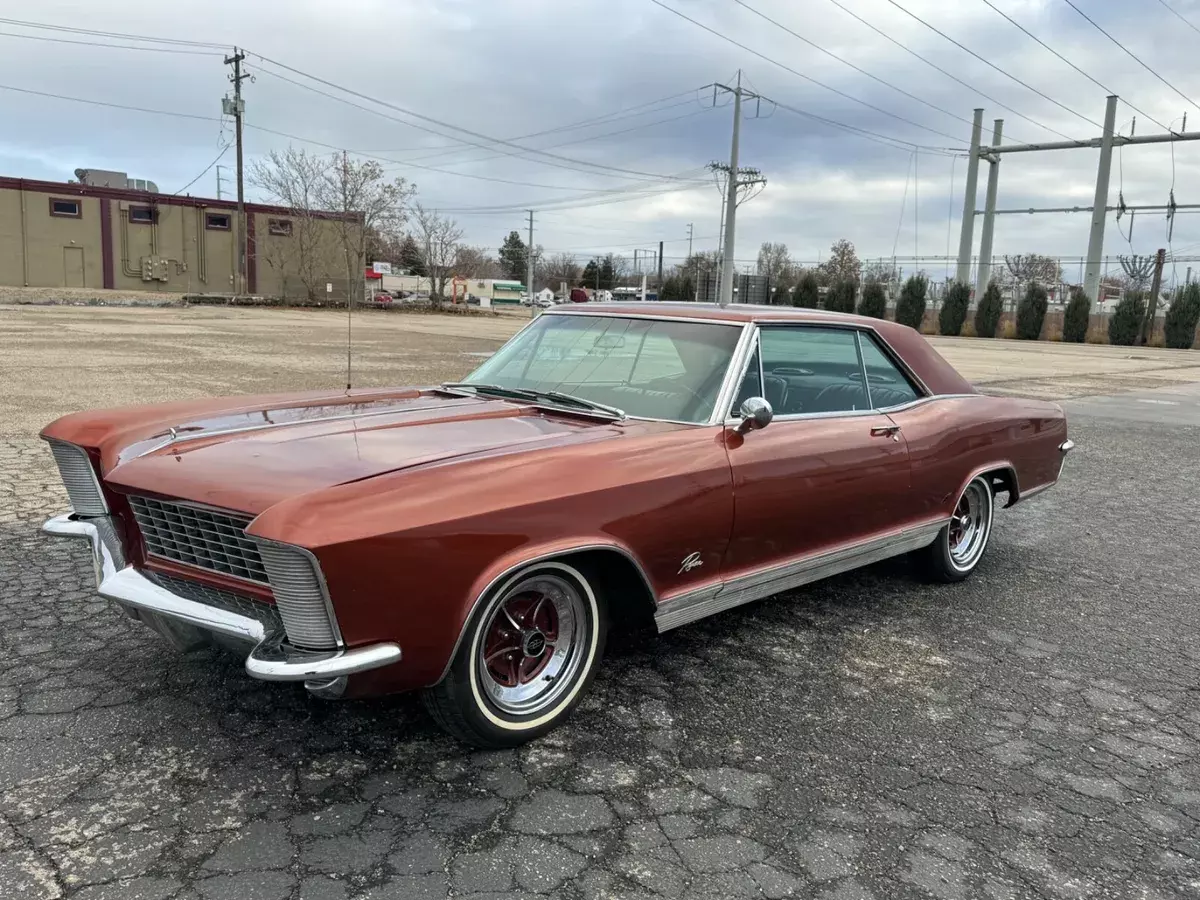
<box><xmin>3</xmin><ymin>0</ymin><xmax>1200</xmax><ymax>283</ymax></box>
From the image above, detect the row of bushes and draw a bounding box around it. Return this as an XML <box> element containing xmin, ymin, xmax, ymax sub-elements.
<box><xmin>802</xmin><ymin>274</ymin><xmax>1200</xmax><ymax>349</ymax></box>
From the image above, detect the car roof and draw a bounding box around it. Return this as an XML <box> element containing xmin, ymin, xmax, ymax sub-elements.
<box><xmin>548</xmin><ymin>302</ymin><xmax>880</xmax><ymax>328</ymax></box>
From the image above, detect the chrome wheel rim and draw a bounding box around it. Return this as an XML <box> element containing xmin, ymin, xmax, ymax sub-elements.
<box><xmin>948</xmin><ymin>479</ymin><xmax>991</xmax><ymax>571</ymax></box>
<box><xmin>476</xmin><ymin>573</ymin><xmax>588</xmax><ymax>717</ymax></box>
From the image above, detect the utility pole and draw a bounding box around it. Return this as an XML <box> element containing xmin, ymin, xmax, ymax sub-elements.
<box><xmin>1140</xmin><ymin>247</ymin><xmax>1166</xmax><ymax>345</ymax></box>
<box><xmin>974</xmin><ymin>119</ymin><xmax>1004</xmax><ymax>303</ymax></box>
<box><xmin>1083</xmin><ymin>96</ymin><xmax>1118</xmax><ymax>305</ymax></box>
<box><xmin>687</xmin><ymin>223</ymin><xmax>697</xmax><ymax>302</ymax></box>
<box><xmin>527</xmin><ymin>210</ymin><xmax>535</xmax><ymax>318</ymax></box>
<box><xmin>342</xmin><ymin>150</ymin><xmax>352</xmax><ymax>389</ymax></box>
<box><xmin>955</xmin><ymin>109</ymin><xmax>984</xmax><ymax>285</ymax></box>
<box><xmin>657</xmin><ymin>240</ymin><xmax>664</xmax><ymax>296</ymax></box>
<box><xmin>719</xmin><ymin>71</ymin><xmax>743</xmax><ymax>307</ymax></box>
<box><xmin>224</xmin><ymin>48</ymin><xmax>248</xmax><ymax>294</ymax></box>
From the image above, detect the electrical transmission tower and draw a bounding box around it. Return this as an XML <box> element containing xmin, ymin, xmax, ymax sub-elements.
<box><xmin>957</xmin><ymin>96</ymin><xmax>1200</xmax><ymax>303</ymax></box>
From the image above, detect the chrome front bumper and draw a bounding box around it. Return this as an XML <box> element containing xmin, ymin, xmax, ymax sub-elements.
<box><xmin>43</xmin><ymin>513</ymin><xmax>401</xmax><ymax>689</ymax></box>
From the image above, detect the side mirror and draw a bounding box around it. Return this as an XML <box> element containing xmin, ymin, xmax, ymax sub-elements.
<box><xmin>736</xmin><ymin>397</ymin><xmax>774</xmax><ymax>434</ymax></box>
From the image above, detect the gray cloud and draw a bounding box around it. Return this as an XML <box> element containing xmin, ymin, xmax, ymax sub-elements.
<box><xmin>3</xmin><ymin>0</ymin><xmax>1199</xmax><ymax>279</ymax></box>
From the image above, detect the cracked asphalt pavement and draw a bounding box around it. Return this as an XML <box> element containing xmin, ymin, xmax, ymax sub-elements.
<box><xmin>2</xmin><ymin>312</ymin><xmax>1199</xmax><ymax>899</ymax></box>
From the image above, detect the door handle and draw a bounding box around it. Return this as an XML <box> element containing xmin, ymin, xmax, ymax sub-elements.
<box><xmin>870</xmin><ymin>424</ymin><xmax>901</xmax><ymax>437</ymax></box>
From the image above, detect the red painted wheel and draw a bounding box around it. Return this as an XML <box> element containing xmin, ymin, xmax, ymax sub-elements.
<box><xmin>481</xmin><ymin>589</ymin><xmax>560</xmax><ymax>688</ymax></box>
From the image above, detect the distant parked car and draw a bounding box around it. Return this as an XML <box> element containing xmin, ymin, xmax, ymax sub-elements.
<box><xmin>569</xmin><ymin>288</ymin><xmax>590</xmax><ymax>303</ymax></box>
<box><xmin>371</xmin><ymin>292</ymin><xmax>393</xmax><ymax>306</ymax></box>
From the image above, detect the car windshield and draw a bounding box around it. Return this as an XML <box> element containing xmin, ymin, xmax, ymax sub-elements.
<box><xmin>460</xmin><ymin>314</ymin><xmax>744</xmax><ymax>423</ymax></box>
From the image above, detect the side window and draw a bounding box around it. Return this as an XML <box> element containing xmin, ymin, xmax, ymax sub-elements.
<box><xmin>858</xmin><ymin>334</ymin><xmax>921</xmax><ymax>408</ymax></box>
<box><xmin>759</xmin><ymin>327</ymin><xmax>868</xmax><ymax>415</ymax></box>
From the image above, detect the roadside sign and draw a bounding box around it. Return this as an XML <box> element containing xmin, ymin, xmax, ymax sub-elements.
<box><xmin>326</xmin><ymin>283</ymin><xmax>333</xmax><ymax>294</ymax></box>
<box><xmin>372</xmin><ymin>262</ymin><xmax>392</xmax><ymax>276</ymax></box>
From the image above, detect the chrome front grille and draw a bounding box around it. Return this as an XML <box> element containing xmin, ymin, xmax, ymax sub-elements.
<box><xmin>257</xmin><ymin>543</ymin><xmax>340</xmax><ymax>650</ymax></box>
<box><xmin>48</xmin><ymin>440</ymin><xmax>108</xmax><ymax>516</ymax></box>
<box><xmin>143</xmin><ymin>571</ymin><xmax>282</xmax><ymax>632</ymax></box>
<box><xmin>129</xmin><ymin>496</ymin><xmax>268</xmax><ymax>584</ymax></box>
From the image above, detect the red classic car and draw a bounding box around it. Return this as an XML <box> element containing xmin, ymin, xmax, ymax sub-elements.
<box><xmin>42</xmin><ymin>303</ymin><xmax>1072</xmax><ymax>746</ymax></box>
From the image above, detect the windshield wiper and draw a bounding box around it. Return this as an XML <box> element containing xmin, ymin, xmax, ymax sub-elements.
<box><xmin>440</xmin><ymin>383</ymin><xmax>625</xmax><ymax>419</ymax></box>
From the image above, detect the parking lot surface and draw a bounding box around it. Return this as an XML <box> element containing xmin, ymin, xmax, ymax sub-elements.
<box><xmin>1</xmin><ymin>306</ymin><xmax>1198</xmax><ymax>899</ymax></box>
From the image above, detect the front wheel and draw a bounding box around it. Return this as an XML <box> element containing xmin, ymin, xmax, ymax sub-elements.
<box><xmin>423</xmin><ymin>561</ymin><xmax>607</xmax><ymax>748</ymax></box>
<box><xmin>914</xmin><ymin>475</ymin><xmax>995</xmax><ymax>583</ymax></box>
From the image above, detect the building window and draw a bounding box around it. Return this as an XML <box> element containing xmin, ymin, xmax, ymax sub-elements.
<box><xmin>268</xmin><ymin>218</ymin><xmax>292</xmax><ymax>237</ymax></box>
<box><xmin>49</xmin><ymin>198</ymin><xmax>81</xmax><ymax>218</ymax></box>
<box><xmin>206</xmin><ymin>212</ymin><xmax>231</xmax><ymax>231</ymax></box>
<box><xmin>128</xmin><ymin>205</ymin><xmax>155</xmax><ymax>224</ymax></box>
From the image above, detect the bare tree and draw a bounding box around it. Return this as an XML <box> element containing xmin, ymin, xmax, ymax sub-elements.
<box><xmin>453</xmin><ymin>245</ymin><xmax>502</xmax><ymax>280</ymax></box>
<box><xmin>249</xmin><ymin>148</ymin><xmax>341</xmax><ymax>300</ymax></box>
<box><xmin>862</xmin><ymin>259</ymin><xmax>901</xmax><ymax>284</ymax></box>
<box><xmin>319</xmin><ymin>154</ymin><xmax>414</xmax><ymax>306</ymax></box>
<box><xmin>411</xmin><ymin>203</ymin><xmax>464</xmax><ymax>303</ymax></box>
<box><xmin>541</xmin><ymin>251</ymin><xmax>580</xmax><ymax>290</ymax></box>
<box><xmin>755</xmin><ymin>242</ymin><xmax>792</xmax><ymax>284</ymax></box>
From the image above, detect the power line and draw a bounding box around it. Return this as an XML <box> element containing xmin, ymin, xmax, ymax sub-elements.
<box><xmin>1061</xmin><ymin>0</ymin><xmax>1200</xmax><ymax>114</ymax></box>
<box><xmin>879</xmin><ymin>0</ymin><xmax>1101</xmax><ymax>130</ymax></box>
<box><xmin>767</xmin><ymin>98</ymin><xmax>956</xmax><ymax>155</ymax></box>
<box><xmin>646</xmin><ymin>0</ymin><xmax>969</xmax><ymax>145</ymax></box>
<box><xmin>729</xmin><ymin>0</ymin><xmax>1020</xmax><ymax>142</ymax></box>
<box><xmin>0</xmin><ymin>16</ymin><xmax>228</xmax><ymax>48</ymax></box>
<box><xmin>1153</xmin><ymin>0</ymin><xmax>1200</xmax><ymax>38</ymax></box>
<box><xmin>173</xmin><ymin>143</ymin><xmax>230</xmax><ymax>195</ymax></box>
<box><xmin>249</xmin><ymin>52</ymin><xmax>704</xmax><ymax>184</ymax></box>
<box><xmin>0</xmin><ymin>82</ymin><xmax>709</xmax><ymax>197</ymax></box>
<box><xmin>820</xmin><ymin>0</ymin><xmax>1078</xmax><ymax>142</ymax></box>
<box><xmin>385</xmin><ymin>106</ymin><xmax>714</xmax><ymax>173</ymax></box>
<box><xmin>978</xmin><ymin>0</ymin><xmax>1172</xmax><ymax>132</ymax></box>
<box><xmin>383</xmin><ymin>89</ymin><xmax>713</xmax><ymax>159</ymax></box>
<box><xmin>0</xmin><ymin>29</ymin><xmax>222</xmax><ymax>55</ymax></box>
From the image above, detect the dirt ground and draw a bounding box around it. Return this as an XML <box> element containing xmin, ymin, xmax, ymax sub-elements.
<box><xmin>3</xmin><ymin>304</ymin><xmax>1200</xmax><ymax>436</ymax></box>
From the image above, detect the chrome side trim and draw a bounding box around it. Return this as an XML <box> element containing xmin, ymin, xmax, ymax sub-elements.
<box><xmin>1019</xmin><ymin>481</ymin><xmax>1055</xmax><ymax>500</ymax></box>
<box><xmin>43</xmin><ymin>513</ymin><xmax>400</xmax><ymax>684</ymax></box>
<box><xmin>436</xmin><ymin>542</ymin><xmax>659</xmax><ymax>684</ymax></box>
<box><xmin>654</xmin><ymin>519</ymin><xmax>946</xmax><ymax>632</ymax></box>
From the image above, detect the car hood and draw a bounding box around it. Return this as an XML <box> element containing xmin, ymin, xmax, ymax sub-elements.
<box><xmin>101</xmin><ymin>391</ymin><xmax>621</xmax><ymax>515</ymax></box>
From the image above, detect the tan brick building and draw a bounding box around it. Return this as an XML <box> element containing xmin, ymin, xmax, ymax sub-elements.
<box><xmin>0</xmin><ymin>176</ymin><xmax>360</xmax><ymax>298</ymax></box>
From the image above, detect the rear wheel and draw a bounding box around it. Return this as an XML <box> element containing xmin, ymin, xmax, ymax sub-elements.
<box><xmin>423</xmin><ymin>561</ymin><xmax>607</xmax><ymax>748</ymax></box>
<box><xmin>914</xmin><ymin>475</ymin><xmax>995</xmax><ymax>583</ymax></box>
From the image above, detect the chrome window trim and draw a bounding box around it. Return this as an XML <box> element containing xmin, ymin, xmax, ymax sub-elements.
<box><xmin>855</xmin><ymin>326</ymin><xmax>932</xmax><ymax>398</ymax></box>
<box><xmin>45</xmin><ymin>438</ymin><xmax>110</xmax><ymax>516</ymax></box>
<box><xmin>436</xmin><ymin>542</ymin><xmax>659</xmax><ymax>683</ymax></box>
<box><xmin>250</xmin><ymin>536</ymin><xmax>345</xmax><ymax>649</ymax></box>
<box><xmin>854</xmin><ymin>331</ymin><xmax>873</xmax><ymax>409</ymax></box>
<box><xmin>655</xmin><ymin>517</ymin><xmax>946</xmax><ymax>632</ymax></box>
<box><xmin>707</xmin><ymin>323</ymin><xmax>757</xmax><ymax>426</ymax></box>
<box><xmin>721</xmin><ymin>392</ymin><xmax>982</xmax><ymax>427</ymax></box>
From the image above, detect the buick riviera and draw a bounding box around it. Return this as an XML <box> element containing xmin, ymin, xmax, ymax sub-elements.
<box><xmin>42</xmin><ymin>303</ymin><xmax>1072</xmax><ymax>746</ymax></box>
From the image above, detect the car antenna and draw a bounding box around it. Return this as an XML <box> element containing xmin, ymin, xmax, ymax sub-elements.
<box><xmin>346</xmin><ymin>268</ymin><xmax>353</xmax><ymax>391</ymax></box>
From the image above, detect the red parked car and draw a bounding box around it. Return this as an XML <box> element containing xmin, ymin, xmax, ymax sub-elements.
<box><xmin>41</xmin><ymin>304</ymin><xmax>1072</xmax><ymax>746</ymax></box>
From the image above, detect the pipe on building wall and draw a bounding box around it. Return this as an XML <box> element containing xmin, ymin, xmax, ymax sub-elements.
<box><xmin>195</xmin><ymin>207</ymin><xmax>207</xmax><ymax>284</ymax></box>
<box><xmin>119</xmin><ymin>210</ymin><xmax>141</xmax><ymax>278</ymax></box>
<box><xmin>19</xmin><ymin>182</ymin><xmax>29</xmax><ymax>286</ymax></box>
